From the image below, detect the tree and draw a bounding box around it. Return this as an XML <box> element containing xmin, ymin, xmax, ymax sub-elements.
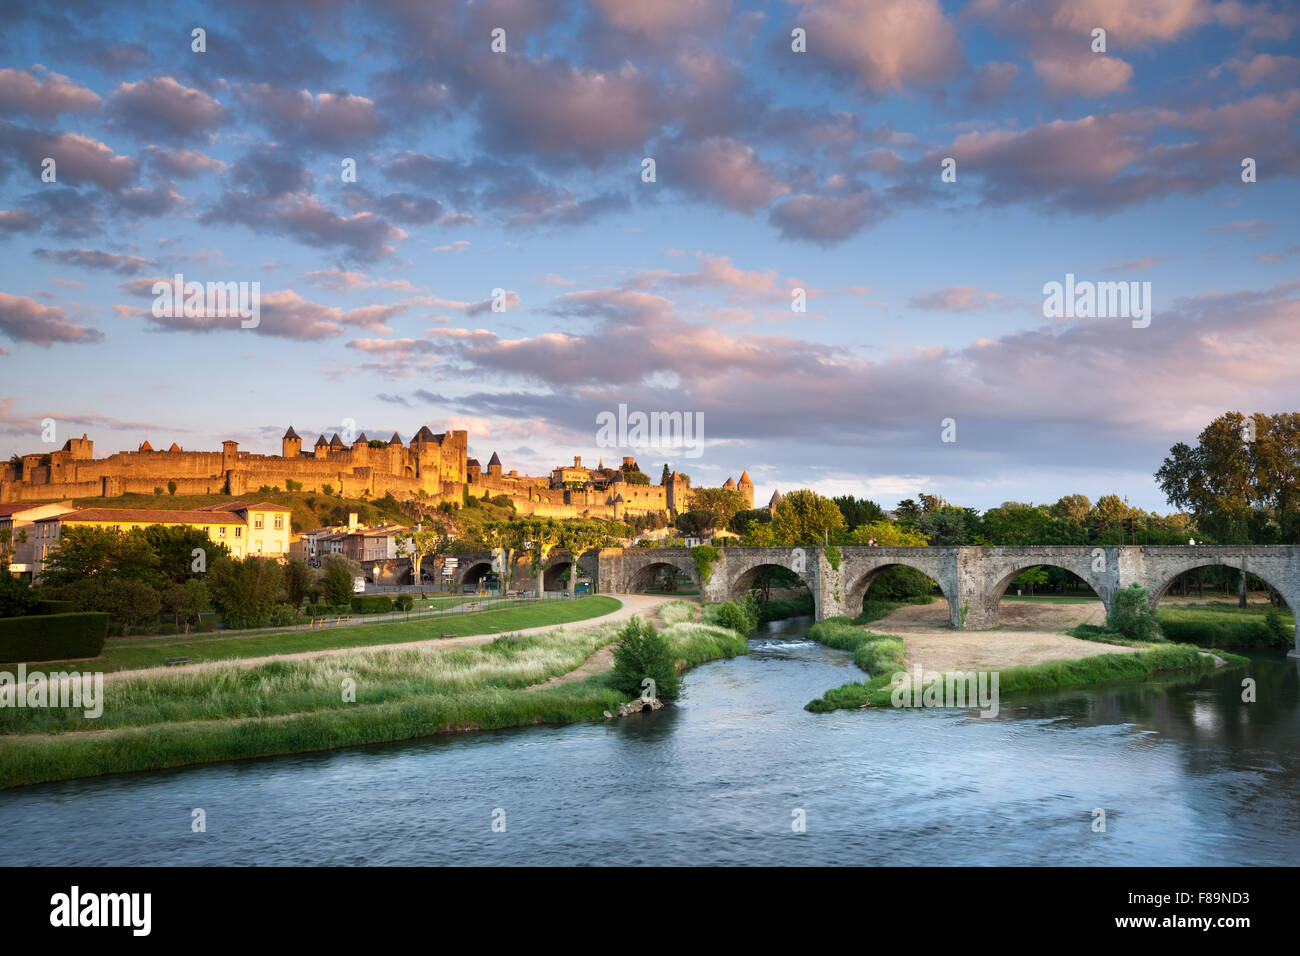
<box><xmin>770</xmin><ymin>489</ymin><xmax>845</xmax><ymax>546</ymax></box>
<box><xmin>0</xmin><ymin>569</ymin><xmax>40</xmax><ymax>617</ymax></box>
<box><xmin>208</xmin><ymin>555</ymin><xmax>284</xmax><ymax>628</ymax></box>
<box><xmin>1011</xmin><ymin>566</ymin><xmax>1048</xmax><ymax>596</ymax></box>
<box><xmin>1157</xmin><ymin>411</ymin><xmax>1300</xmax><ymax>545</ymax></box>
<box><xmin>320</xmin><ymin>555</ymin><xmax>357</xmax><ymax>606</ymax></box>
<box><xmin>167</xmin><ymin>480</ymin><xmax>177</xmax><ymax>496</ymax></box>
<box><xmin>611</xmin><ymin>618</ymin><xmax>681</xmax><ymax>702</ymax></box>
<box><xmin>519</xmin><ymin>518</ymin><xmax>564</xmax><ymax>596</ymax></box>
<box><xmin>43</xmin><ymin>526</ymin><xmax>161</xmax><ymax>588</ymax></box>
<box><xmin>1049</xmin><ymin>494</ymin><xmax>1091</xmax><ymax>524</ymax></box>
<box><xmin>848</xmin><ymin>521</ymin><xmax>929</xmax><ymax>547</ymax></box>
<box><xmin>833</xmin><ymin>495</ymin><xmax>885</xmax><ymax>531</ymax></box>
<box><xmin>398</xmin><ymin>520</ymin><xmax>449</xmax><ymax>584</ymax></box>
<box><xmin>1107</xmin><ymin>583</ymin><xmax>1161</xmax><ymax>642</ymax></box>
<box><xmin>141</xmin><ymin>525</ymin><xmax>229</xmax><ymax>586</ymax></box>
<box><xmin>282</xmin><ymin>557</ymin><xmax>311</xmax><ymax>608</ymax></box>
<box><xmin>62</xmin><ymin>576</ymin><xmax>161</xmax><ymax>636</ymax></box>
<box><xmin>162</xmin><ymin>578</ymin><xmax>207</xmax><ymax>633</ymax></box>
<box><xmin>689</xmin><ymin>487</ymin><xmax>747</xmax><ymax>530</ymax></box>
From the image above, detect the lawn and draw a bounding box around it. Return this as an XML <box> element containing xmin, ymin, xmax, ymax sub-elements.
<box><xmin>19</xmin><ymin>596</ymin><xmax>623</xmax><ymax>671</ymax></box>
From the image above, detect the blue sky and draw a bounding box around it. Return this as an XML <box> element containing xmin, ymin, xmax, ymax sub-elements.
<box><xmin>1</xmin><ymin>0</ymin><xmax>1298</xmax><ymax>512</ymax></box>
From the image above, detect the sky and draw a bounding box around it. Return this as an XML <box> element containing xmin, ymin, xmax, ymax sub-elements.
<box><xmin>1</xmin><ymin>0</ymin><xmax>1297</xmax><ymax>514</ymax></box>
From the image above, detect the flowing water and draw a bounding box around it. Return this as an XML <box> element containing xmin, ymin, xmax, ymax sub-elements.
<box><xmin>5</xmin><ymin>616</ymin><xmax>1298</xmax><ymax>865</ymax></box>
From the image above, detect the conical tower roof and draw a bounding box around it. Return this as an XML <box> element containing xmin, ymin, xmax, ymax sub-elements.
<box><xmin>315</xmin><ymin>434</ymin><xmax>328</xmax><ymax>447</ymax></box>
<box><xmin>283</xmin><ymin>426</ymin><xmax>300</xmax><ymax>440</ymax></box>
<box><xmin>488</xmin><ymin>451</ymin><xmax>502</xmax><ymax>467</ymax></box>
<box><xmin>388</xmin><ymin>432</ymin><xmax>402</xmax><ymax>445</ymax></box>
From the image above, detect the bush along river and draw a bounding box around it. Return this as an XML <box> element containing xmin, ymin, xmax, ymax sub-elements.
<box><xmin>3</xmin><ymin>615</ymin><xmax>1298</xmax><ymax>865</ymax></box>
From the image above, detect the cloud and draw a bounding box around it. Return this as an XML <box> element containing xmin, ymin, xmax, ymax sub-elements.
<box><xmin>792</xmin><ymin>0</ymin><xmax>966</xmax><ymax>93</ymax></box>
<box><xmin>0</xmin><ymin>123</ymin><xmax>136</xmax><ymax>190</ymax></box>
<box><xmin>768</xmin><ymin>189</ymin><xmax>884</xmax><ymax>243</ymax></box>
<box><xmin>0</xmin><ymin>292</ymin><xmax>103</xmax><ymax>345</ymax></box>
<box><xmin>34</xmin><ymin>247</ymin><xmax>157</xmax><ymax>274</ymax></box>
<box><xmin>143</xmin><ymin>288</ymin><xmax>408</xmax><ymax>340</ymax></box>
<box><xmin>660</xmin><ymin>136</ymin><xmax>789</xmax><ymax>212</ymax></box>
<box><xmin>201</xmin><ymin>190</ymin><xmax>407</xmax><ymax>262</ymax></box>
<box><xmin>143</xmin><ymin>146</ymin><xmax>226</xmax><ymax>178</ymax></box>
<box><xmin>108</xmin><ymin>76</ymin><xmax>225</xmax><ymax>138</ymax></box>
<box><xmin>0</xmin><ymin>67</ymin><xmax>100</xmax><ymax>116</ymax></box>
<box><xmin>237</xmin><ymin>84</ymin><xmax>385</xmax><ymax>147</ymax></box>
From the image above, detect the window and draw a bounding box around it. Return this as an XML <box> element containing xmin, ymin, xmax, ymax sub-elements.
<box><xmin>235</xmin><ymin>527</ymin><xmax>242</xmax><ymax>537</ymax></box>
<box><xmin>254</xmin><ymin>516</ymin><xmax>264</xmax><ymax>530</ymax></box>
<box><xmin>274</xmin><ymin>515</ymin><xmax>284</xmax><ymax>530</ymax></box>
<box><xmin>218</xmin><ymin>527</ymin><xmax>226</xmax><ymax>538</ymax></box>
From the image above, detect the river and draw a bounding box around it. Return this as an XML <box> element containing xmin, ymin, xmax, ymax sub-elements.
<box><xmin>4</xmin><ymin>616</ymin><xmax>1299</xmax><ymax>865</ymax></box>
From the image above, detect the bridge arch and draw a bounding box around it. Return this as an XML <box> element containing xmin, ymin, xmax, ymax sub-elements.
<box><xmin>727</xmin><ymin>561</ymin><xmax>811</xmax><ymax>601</ymax></box>
<box><xmin>623</xmin><ymin>556</ymin><xmax>699</xmax><ymax>593</ymax></box>
<box><xmin>842</xmin><ymin>561</ymin><xmax>951</xmax><ymax>615</ymax></box>
<box><xmin>1146</xmin><ymin>559</ymin><xmax>1294</xmax><ymax>610</ymax></box>
<box><xmin>454</xmin><ymin>560</ymin><xmax>493</xmax><ymax>589</ymax></box>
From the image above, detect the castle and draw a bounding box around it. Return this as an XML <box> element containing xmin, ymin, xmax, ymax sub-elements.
<box><xmin>0</xmin><ymin>427</ymin><xmax>755</xmax><ymax>521</ymax></box>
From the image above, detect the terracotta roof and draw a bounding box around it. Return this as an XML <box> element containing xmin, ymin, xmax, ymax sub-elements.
<box><xmin>739</xmin><ymin>471</ymin><xmax>752</xmax><ymax>484</ymax></box>
<box><xmin>723</xmin><ymin>477</ymin><xmax>736</xmax><ymax>489</ymax></box>
<box><xmin>44</xmin><ymin>508</ymin><xmax>245</xmax><ymax>525</ymax></box>
<box><xmin>0</xmin><ymin>503</ymin><xmax>72</xmax><ymax>517</ymax></box>
<box><xmin>284</xmin><ymin>426</ymin><xmax>300</xmax><ymax>440</ymax></box>
<box><xmin>167</xmin><ymin>442</ymin><xmax>182</xmax><ymax>452</ymax></box>
<box><xmin>195</xmin><ymin>500</ymin><xmax>293</xmax><ymax>513</ymax></box>
<box><xmin>138</xmin><ymin>440</ymin><xmax>153</xmax><ymax>452</ymax></box>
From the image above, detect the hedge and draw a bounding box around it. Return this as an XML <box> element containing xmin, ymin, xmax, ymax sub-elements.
<box><xmin>0</xmin><ymin>613</ymin><xmax>109</xmax><ymax>663</ymax></box>
<box><xmin>349</xmin><ymin>595</ymin><xmax>395</xmax><ymax>614</ymax></box>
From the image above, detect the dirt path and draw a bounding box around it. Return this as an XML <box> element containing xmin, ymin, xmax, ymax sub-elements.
<box><xmin>870</xmin><ymin>599</ymin><xmax>1141</xmax><ymax>672</ymax></box>
<box><xmin>28</xmin><ymin>594</ymin><xmax>674</xmax><ymax>688</ymax></box>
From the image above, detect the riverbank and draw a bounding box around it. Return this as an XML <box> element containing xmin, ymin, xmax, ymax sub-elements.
<box><xmin>803</xmin><ymin>616</ymin><xmax>1248</xmax><ymax>713</ymax></box>
<box><xmin>0</xmin><ymin>598</ymin><xmax>746</xmax><ymax>789</ymax></box>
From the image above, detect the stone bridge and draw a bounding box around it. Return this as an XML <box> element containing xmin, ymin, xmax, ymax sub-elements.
<box><xmin>601</xmin><ymin>545</ymin><xmax>1300</xmax><ymax>653</ymax></box>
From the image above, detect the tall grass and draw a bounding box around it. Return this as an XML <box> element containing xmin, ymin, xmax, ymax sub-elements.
<box><xmin>657</xmin><ymin>600</ymin><xmax>697</xmax><ymax>626</ymax></box>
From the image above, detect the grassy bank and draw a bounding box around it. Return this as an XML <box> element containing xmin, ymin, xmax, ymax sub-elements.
<box><xmin>804</xmin><ymin>616</ymin><xmax>1247</xmax><ymax>713</ymax></box>
<box><xmin>0</xmin><ymin>611</ymin><xmax>747</xmax><ymax>789</ymax></box>
<box><xmin>855</xmin><ymin>595</ymin><xmax>936</xmax><ymax>625</ymax></box>
<box><xmin>1155</xmin><ymin>603</ymin><xmax>1292</xmax><ymax>649</ymax></box>
<box><xmin>6</xmin><ymin>596</ymin><xmax>622</xmax><ymax>672</ymax></box>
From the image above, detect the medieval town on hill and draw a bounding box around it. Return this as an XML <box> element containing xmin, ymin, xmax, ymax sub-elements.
<box><xmin>0</xmin><ymin>424</ymin><xmax>762</xmax><ymax>584</ymax></box>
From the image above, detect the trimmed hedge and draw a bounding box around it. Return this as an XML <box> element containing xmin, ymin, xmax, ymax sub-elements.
<box><xmin>0</xmin><ymin>612</ymin><xmax>109</xmax><ymax>663</ymax></box>
<box><xmin>350</xmin><ymin>595</ymin><xmax>395</xmax><ymax>614</ymax></box>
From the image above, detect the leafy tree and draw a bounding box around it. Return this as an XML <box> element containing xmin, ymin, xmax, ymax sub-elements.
<box><xmin>208</xmin><ymin>555</ymin><xmax>284</xmax><ymax>629</ymax></box>
<box><xmin>141</xmin><ymin>525</ymin><xmax>229</xmax><ymax>586</ymax></box>
<box><xmin>43</xmin><ymin>526</ymin><xmax>161</xmax><ymax>587</ymax></box>
<box><xmin>398</xmin><ymin>520</ymin><xmax>449</xmax><ymax>584</ymax></box>
<box><xmin>689</xmin><ymin>487</ymin><xmax>747</xmax><ymax>530</ymax></box>
<box><xmin>674</xmin><ymin>509</ymin><xmax>715</xmax><ymax>537</ymax></box>
<box><xmin>771</xmin><ymin>489</ymin><xmax>845</xmax><ymax>546</ymax></box>
<box><xmin>282</xmin><ymin>557</ymin><xmax>312</xmax><ymax>608</ymax></box>
<box><xmin>1010</xmin><ymin>566</ymin><xmax>1048</xmax><ymax>595</ymax></box>
<box><xmin>61</xmin><ymin>576</ymin><xmax>161</xmax><ymax>635</ymax></box>
<box><xmin>320</xmin><ymin>556</ymin><xmax>357</xmax><ymax>606</ymax></box>
<box><xmin>848</xmin><ymin>521</ymin><xmax>929</xmax><ymax>546</ymax></box>
<box><xmin>161</xmin><ymin>578</ymin><xmax>208</xmax><ymax>633</ymax></box>
<box><xmin>0</xmin><ymin>569</ymin><xmax>40</xmax><ymax>617</ymax></box>
<box><xmin>1049</xmin><ymin>494</ymin><xmax>1092</xmax><ymax>523</ymax></box>
<box><xmin>833</xmin><ymin>495</ymin><xmax>885</xmax><ymax>531</ymax></box>
<box><xmin>167</xmin><ymin>480</ymin><xmax>177</xmax><ymax>495</ymax></box>
<box><xmin>611</xmin><ymin>618</ymin><xmax>681</xmax><ymax>702</ymax></box>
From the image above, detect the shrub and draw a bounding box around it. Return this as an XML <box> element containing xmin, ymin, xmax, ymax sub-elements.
<box><xmin>268</xmin><ymin>604</ymin><xmax>300</xmax><ymax>627</ymax></box>
<box><xmin>0</xmin><ymin>612</ymin><xmax>108</xmax><ymax>663</ymax></box>
<box><xmin>705</xmin><ymin>599</ymin><xmax>757</xmax><ymax>637</ymax></box>
<box><xmin>611</xmin><ymin>618</ymin><xmax>681</xmax><ymax>702</ymax></box>
<box><xmin>393</xmin><ymin>594</ymin><xmax>414</xmax><ymax>611</ymax></box>
<box><xmin>1107</xmin><ymin>583</ymin><xmax>1162</xmax><ymax>642</ymax></box>
<box><xmin>321</xmin><ymin>561</ymin><xmax>355</xmax><ymax>606</ymax></box>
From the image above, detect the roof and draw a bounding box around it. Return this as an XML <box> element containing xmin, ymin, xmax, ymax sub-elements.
<box><xmin>0</xmin><ymin>503</ymin><xmax>73</xmax><ymax>518</ymax></box>
<box><xmin>739</xmin><ymin>470</ymin><xmax>752</xmax><ymax>484</ymax></box>
<box><xmin>722</xmin><ymin>476</ymin><xmax>736</xmax><ymax>488</ymax></box>
<box><xmin>329</xmin><ymin>433</ymin><xmax>344</xmax><ymax>447</ymax></box>
<box><xmin>466</xmin><ymin>458</ymin><xmax>481</xmax><ymax>468</ymax></box>
<box><xmin>488</xmin><ymin>451</ymin><xmax>502</xmax><ymax>467</ymax></box>
<box><xmin>768</xmin><ymin>489</ymin><xmax>782</xmax><ymax>505</ymax></box>
<box><xmin>354</xmin><ymin>432</ymin><xmax>368</xmax><ymax>444</ymax></box>
<box><xmin>315</xmin><ymin>434</ymin><xmax>328</xmax><ymax>446</ymax></box>
<box><xmin>284</xmin><ymin>426</ymin><xmax>300</xmax><ymax>440</ymax></box>
<box><xmin>195</xmin><ymin>501</ymin><xmax>292</xmax><ymax>513</ymax></box>
<box><xmin>413</xmin><ymin>425</ymin><xmax>438</xmax><ymax>442</ymax></box>
<box><xmin>388</xmin><ymin>432</ymin><xmax>402</xmax><ymax>445</ymax></box>
<box><xmin>138</xmin><ymin>440</ymin><xmax>153</xmax><ymax>452</ymax></box>
<box><xmin>43</xmin><ymin>508</ymin><xmax>245</xmax><ymax>525</ymax></box>
<box><xmin>167</xmin><ymin>442</ymin><xmax>182</xmax><ymax>452</ymax></box>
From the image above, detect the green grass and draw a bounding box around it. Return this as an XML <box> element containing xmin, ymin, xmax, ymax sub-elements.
<box><xmin>804</xmin><ymin>617</ymin><xmax>1247</xmax><ymax>714</ymax></box>
<box><xmin>0</xmin><ymin>605</ymin><xmax>751</xmax><ymax>789</ymax></box>
<box><xmin>756</xmin><ymin>593</ymin><xmax>814</xmax><ymax>621</ymax></box>
<box><xmin>1155</xmin><ymin>604</ymin><xmax>1292</xmax><ymax>648</ymax></box>
<box><xmin>855</xmin><ymin>595</ymin><xmax>936</xmax><ymax>625</ymax></box>
<box><xmin>8</xmin><ymin>596</ymin><xmax>622</xmax><ymax>671</ymax></box>
<box><xmin>1000</xmin><ymin>593</ymin><xmax>1101</xmax><ymax>604</ymax></box>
